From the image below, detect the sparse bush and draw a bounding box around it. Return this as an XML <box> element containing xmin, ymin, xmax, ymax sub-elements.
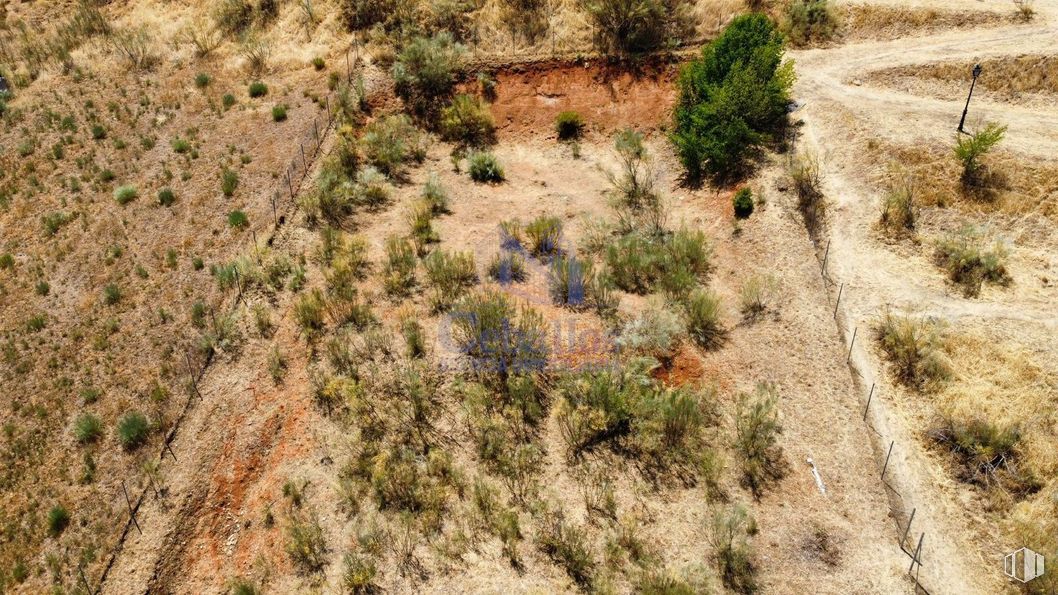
<box><xmin>782</xmin><ymin>0</ymin><xmax>839</xmax><ymax>47</ymax></box>
<box><xmin>221</xmin><ymin>167</ymin><xmax>239</xmax><ymax>197</ymax></box>
<box><xmin>605</xmin><ymin>229</ymin><xmax>711</xmax><ymax>296</ymax></box>
<box><xmin>248</xmin><ymin>81</ymin><xmax>269</xmax><ymax>98</ymax></box>
<box><xmin>451</xmin><ymin>289</ymin><xmax>549</xmax><ymax>381</ymax></box>
<box><xmin>1013</xmin><ymin>0</ymin><xmax>1035</xmax><ymax>22</ymax></box>
<box><xmin>548</xmin><ymin>255</ymin><xmax>594</xmax><ymax>309</ymax></box>
<box><xmin>223</xmin><ymin>94</ymin><xmax>237</xmax><ymax>109</ymax></box>
<box><xmin>117</xmin><ymin>411</ymin><xmax>150</xmax><ymax>450</ymax></box>
<box><xmin>286</xmin><ymin>515</ymin><xmax>327</xmax><ymax>574</ymax></box>
<box><xmin>880</xmin><ymin>176</ymin><xmax>916</xmax><ymax>235</ymax></box>
<box><xmin>295</xmin><ymin>289</ymin><xmax>327</xmax><ymax>337</ymax></box>
<box><xmin>954</xmin><ymin>122</ymin><xmax>1006</xmax><ymax>187</ymax></box>
<box><xmin>228</xmin><ymin>210</ymin><xmax>249</xmax><ymax>229</ymax></box>
<box><xmin>684</xmin><ymin>289</ymin><xmax>723</xmax><ymax>349</ymax></box>
<box><xmin>110</xmin><ymin>27</ymin><xmax>159</xmax><ymax>70</ymax></box>
<box><xmin>788</xmin><ymin>151</ymin><xmax>825</xmax><ymax>231</ymax></box>
<box><xmin>214</xmin><ymin>0</ymin><xmax>255</xmax><ymax>36</ymax></box>
<box><xmin>739</xmin><ymin>273</ymin><xmax>779</xmax><ymax>319</ymax></box>
<box><xmin>616</xmin><ymin>301</ymin><xmax>684</xmax><ymax>363</ymax></box>
<box><xmin>525</xmin><ymin>215</ymin><xmax>562</xmax><ymax>257</ymax></box>
<box><xmin>47</xmin><ymin>506</ymin><xmax>71</xmax><ymax>537</ymax></box>
<box><xmin>312</xmin><ymin>56</ymin><xmax>326</xmax><ymax>70</ymax></box>
<box><xmin>556</xmin><ymin>111</ymin><xmax>585</xmax><ymax>140</ymax></box>
<box><xmin>338</xmin><ymin>0</ymin><xmax>398</xmax><ymax>31</ymax></box>
<box><xmin>113</xmin><ymin>185</ymin><xmax>137</xmax><ymax>205</ymax></box>
<box><xmin>171</xmin><ymin>137</ymin><xmax>192</xmax><ymax>154</ymax></box>
<box><xmin>876</xmin><ymin>309</ymin><xmax>950</xmax><ymax>389</ymax></box>
<box><xmin>361</xmin><ymin>115</ymin><xmax>427</xmax><ymax>177</ymax></box>
<box><xmin>272</xmin><ymin>104</ymin><xmax>288</xmax><ymax>122</ymax></box>
<box><xmin>393</xmin><ymin>32</ymin><xmax>466</xmax><ymax>116</ymax></box>
<box><xmin>194</xmin><ymin>72</ymin><xmax>211</xmax><ymax>88</ymax></box>
<box><xmin>733</xmin><ymin>187</ymin><xmax>754</xmax><ymax>218</ymax></box>
<box><xmin>608</xmin><ymin>128</ymin><xmax>664</xmax><ymax>234</ymax></box>
<box><xmin>467</xmin><ymin>150</ymin><xmax>504</xmax><ymax>182</ymax></box>
<box><xmin>672</xmin><ymin>14</ymin><xmax>792</xmax><ymax>180</ymax></box>
<box><xmin>488</xmin><ymin>251</ymin><xmax>528</xmax><ymax>283</ymax></box>
<box><xmin>735</xmin><ymin>383</ymin><xmax>786</xmax><ymax>497</ymax></box>
<box><xmin>103</xmin><ymin>283</ymin><xmax>122</xmax><ymax>305</ymax></box>
<box><xmin>538</xmin><ymin>511</ymin><xmax>595</xmax><ymax>587</ymax></box>
<box><xmin>92</xmin><ymin>124</ymin><xmax>107</xmax><ymax>140</ymax></box>
<box><xmin>382</xmin><ymin>236</ymin><xmax>417</xmax><ymax>297</ymax></box>
<box><xmin>354</xmin><ymin>166</ymin><xmax>390</xmax><ymax>208</ymax></box>
<box><xmin>584</xmin><ymin>0</ymin><xmax>693</xmax><ymax>54</ymax></box>
<box><xmin>934</xmin><ymin>226</ymin><xmax>1010</xmax><ymax>297</ymax></box>
<box><xmin>421</xmin><ymin>174</ymin><xmax>449</xmax><ymax>214</ymax></box>
<box><xmin>408</xmin><ymin>201</ymin><xmax>439</xmax><ymax>250</ymax></box>
<box><xmin>929</xmin><ymin>415</ymin><xmax>1036</xmax><ymax>494</ymax></box>
<box><xmin>423</xmin><ymin>249</ymin><xmax>477</xmax><ymax>311</ymax></box>
<box><xmin>74</xmin><ymin>414</ymin><xmax>103</xmax><ymax>444</ymax></box>
<box><xmin>157</xmin><ymin>187</ymin><xmax>176</xmax><ymax>206</ymax></box>
<box><xmin>342</xmin><ymin>552</ymin><xmax>378</xmax><ymax>593</ymax></box>
<box><xmin>711</xmin><ymin>504</ymin><xmax>758</xmax><ymax>594</ymax></box>
<box><xmin>441</xmin><ymin>94</ymin><xmax>495</xmax><ymax>147</ymax></box>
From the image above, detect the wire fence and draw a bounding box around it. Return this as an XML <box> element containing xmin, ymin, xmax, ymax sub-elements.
<box><xmin>817</xmin><ymin>238</ymin><xmax>935</xmax><ymax>595</ymax></box>
<box><xmin>86</xmin><ymin>44</ymin><xmax>366</xmax><ymax>595</ymax></box>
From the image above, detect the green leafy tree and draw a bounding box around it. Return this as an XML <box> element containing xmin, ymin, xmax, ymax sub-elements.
<box><xmin>671</xmin><ymin>14</ymin><xmax>793</xmax><ymax>180</ymax></box>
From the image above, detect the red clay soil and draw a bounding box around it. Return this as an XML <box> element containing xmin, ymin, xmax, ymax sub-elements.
<box><xmin>481</xmin><ymin>58</ymin><xmax>685</xmax><ymax>137</ymax></box>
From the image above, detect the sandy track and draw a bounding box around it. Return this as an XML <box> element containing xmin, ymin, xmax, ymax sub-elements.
<box><xmin>791</xmin><ymin>4</ymin><xmax>1057</xmax><ymax>595</ymax></box>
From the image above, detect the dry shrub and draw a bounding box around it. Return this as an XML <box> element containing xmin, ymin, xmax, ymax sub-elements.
<box><xmin>734</xmin><ymin>382</ymin><xmax>787</xmax><ymax>498</ymax></box>
<box><xmin>110</xmin><ymin>27</ymin><xmax>158</xmax><ymax>70</ymax></box>
<box><xmin>1012</xmin><ymin>0</ymin><xmax>1035</xmax><ymax>21</ymax></box>
<box><xmin>933</xmin><ymin>226</ymin><xmax>1010</xmax><ymax>297</ymax></box>
<box><xmin>879</xmin><ymin>174</ymin><xmax>916</xmax><ymax>236</ymax></box>
<box><xmin>782</xmin><ymin>0</ymin><xmax>840</xmax><ymax>47</ymax></box>
<box><xmin>875</xmin><ymin>309</ymin><xmax>950</xmax><ymax>390</ymax></box>
<box><xmin>710</xmin><ymin>504</ymin><xmax>758</xmax><ymax>594</ymax></box>
<box><xmin>788</xmin><ymin>151</ymin><xmax>825</xmax><ymax>234</ymax></box>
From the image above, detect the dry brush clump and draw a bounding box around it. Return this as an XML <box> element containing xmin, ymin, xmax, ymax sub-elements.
<box><xmin>875</xmin><ymin>309</ymin><xmax>951</xmax><ymax>390</ymax></box>
<box><xmin>734</xmin><ymin>383</ymin><xmax>787</xmax><ymax>498</ymax></box>
<box><xmin>933</xmin><ymin>226</ymin><xmax>1010</xmax><ymax>297</ymax></box>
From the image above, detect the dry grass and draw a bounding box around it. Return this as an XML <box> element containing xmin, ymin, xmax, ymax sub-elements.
<box><xmin>839</xmin><ymin>4</ymin><xmax>1016</xmax><ymax>41</ymax></box>
<box><xmin>864</xmin><ymin>55</ymin><xmax>1058</xmax><ymax>108</ymax></box>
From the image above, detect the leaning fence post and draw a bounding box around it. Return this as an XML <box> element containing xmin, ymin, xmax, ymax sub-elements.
<box><xmin>847</xmin><ymin>327</ymin><xmax>858</xmax><ymax>363</ymax></box>
<box><xmin>881</xmin><ymin>440</ymin><xmax>894</xmax><ymax>479</ymax></box>
<box><xmin>863</xmin><ymin>383</ymin><xmax>875</xmax><ymax>421</ymax></box>
<box><xmin>165</xmin><ymin>440</ymin><xmax>178</xmax><ymax>462</ymax></box>
<box><xmin>821</xmin><ymin>238</ymin><xmax>831</xmax><ymax>276</ymax></box>
<box><xmin>271</xmin><ymin>192</ymin><xmax>279</xmax><ymax>228</ymax></box>
<box><xmin>834</xmin><ymin>282</ymin><xmax>844</xmax><ymax>318</ymax></box>
<box><xmin>909</xmin><ymin>532</ymin><xmax>925</xmax><ymax>574</ymax></box>
<box><xmin>901</xmin><ymin>507</ymin><xmax>916</xmax><ymax>551</ymax></box>
<box><xmin>78</xmin><ymin>564</ymin><xmax>92</xmax><ymax>594</ymax></box>
<box><xmin>301</xmin><ymin>144</ymin><xmax>307</xmax><ymax>171</ymax></box>
<box><xmin>122</xmin><ymin>480</ymin><xmax>141</xmax><ymax>534</ymax></box>
<box><xmin>314</xmin><ymin>120</ymin><xmax>320</xmax><ymax>150</ymax></box>
<box><xmin>185</xmin><ymin>352</ymin><xmax>202</xmax><ymax>400</ymax></box>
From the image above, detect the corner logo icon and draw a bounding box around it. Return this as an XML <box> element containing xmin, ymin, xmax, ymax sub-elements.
<box><xmin>1004</xmin><ymin>547</ymin><xmax>1045</xmax><ymax>583</ymax></box>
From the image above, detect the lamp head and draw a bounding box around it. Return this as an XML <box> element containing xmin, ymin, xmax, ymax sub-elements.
<box><xmin>972</xmin><ymin>63</ymin><xmax>982</xmax><ymax>78</ymax></box>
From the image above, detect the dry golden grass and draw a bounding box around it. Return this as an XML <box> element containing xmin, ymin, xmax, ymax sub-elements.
<box><xmin>865</xmin><ymin>54</ymin><xmax>1058</xmax><ymax>107</ymax></box>
<box><xmin>839</xmin><ymin>4</ymin><xmax>1016</xmax><ymax>41</ymax></box>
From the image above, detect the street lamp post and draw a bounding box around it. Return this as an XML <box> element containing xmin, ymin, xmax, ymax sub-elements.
<box><xmin>957</xmin><ymin>63</ymin><xmax>983</xmax><ymax>134</ymax></box>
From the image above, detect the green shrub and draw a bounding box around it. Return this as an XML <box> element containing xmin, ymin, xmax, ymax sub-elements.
<box><xmin>524</xmin><ymin>215</ymin><xmax>562</xmax><ymax>257</ymax></box>
<box><xmin>934</xmin><ymin>226</ymin><xmax>1010</xmax><ymax>297</ymax></box>
<box><xmin>392</xmin><ymin>32</ymin><xmax>466</xmax><ymax>115</ymax></box>
<box><xmin>451</xmin><ymin>290</ymin><xmax>549</xmax><ymax>380</ymax></box>
<box><xmin>555</xmin><ymin>111</ymin><xmax>585</xmax><ymax>140</ymax></box>
<box><xmin>157</xmin><ymin>187</ymin><xmax>176</xmax><ymax>206</ymax></box>
<box><xmin>0</xmin><ymin>253</ymin><xmax>14</xmax><ymax>269</ymax></box>
<box><xmin>739</xmin><ymin>273</ymin><xmax>779</xmax><ymax>319</ymax></box>
<box><xmin>954</xmin><ymin>122</ymin><xmax>1006</xmax><ymax>187</ymax></box>
<box><xmin>608</xmin><ymin>128</ymin><xmax>664</xmax><ymax>234</ymax></box>
<box><xmin>33</xmin><ymin>279</ymin><xmax>46</xmax><ymax>296</ymax></box>
<box><xmin>421</xmin><ymin>174</ymin><xmax>449</xmax><ymax>214</ymax></box>
<box><xmin>353</xmin><ymin>166</ymin><xmax>389</xmax><ymax>208</ymax></box>
<box><xmin>47</xmin><ymin>506</ymin><xmax>71</xmax><ymax>537</ymax></box>
<box><xmin>103</xmin><ymin>283</ymin><xmax>122</xmax><ymax>305</ymax></box>
<box><xmin>879</xmin><ymin>177</ymin><xmax>916</xmax><ymax>234</ymax></box>
<box><xmin>605</xmin><ymin>229</ymin><xmax>711</xmax><ymax>295</ymax></box>
<box><xmin>440</xmin><ymin>94</ymin><xmax>495</xmax><ymax>147</ymax></box>
<box><xmin>467</xmin><ymin>150</ymin><xmax>504</xmax><ymax>182</ymax></box>
<box><xmin>711</xmin><ymin>504</ymin><xmax>758</xmax><ymax>594</ymax></box>
<box><xmin>221</xmin><ymin>167</ymin><xmax>239</xmax><ymax>197</ymax></box>
<box><xmin>929</xmin><ymin>416</ymin><xmax>1035</xmax><ymax>493</ymax></box>
<box><xmin>114</xmin><ymin>185</ymin><xmax>138</xmax><ymax>205</ymax></box>
<box><xmin>194</xmin><ymin>72</ymin><xmax>211</xmax><ymax>88</ymax></box>
<box><xmin>423</xmin><ymin>249</ymin><xmax>477</xmax><ymax>311</ymax></box>
<box><xmin>342</xmin><ymin>552</ymin><xmax>378</xmax><ymax>593</ymax></box>
<box><xmin>361</xmin><ymin>114</ymin><xmax>427</xmax><ymax>177</ymax></box>
<box><xmin>488</xmin><ymin>251</ymin><xmax>528</xmax><ymax>283</ymax></box>
<box><xmin>312</xmin><ymin>56</ymin><xmax>326</xmax><ymax>70</ymax></box>
<box><xmin>26</xmin><ymin>314</ymin><xmax>47</xmax><ymax>332</ymax></box>
<box><xmin>228</xmin><ymin>210</ymin><xmax>250</xmax><ymax>229</ymax></box>
<box><xmin>272</xmin><ymin>104</ymin><xmax>288</xmax><ymax>122</ymax></box>
<box><xmin>733</xmin><ymin>187</ymin><xmax>754</xmax><ymax>218</ymax></box>
<box><xmin>407</xmin><ymin>201</ymin><xmax>439</xmax><ymax>250</ymax></box>
<box><xmin>223</xmin><ymin>93</ymin><xmax>236</xmax><ymax>109</ymax></box>
<box><xmin>248</xmin><ymin>81</ymin><xmax>269</xmax><ymax>97</ymax></box>
<box><xmin>171</xmin><ymin>137</ymin><xmax>191</xmax><ymax>153</ymax></box>
<box><xmin>584</xmin><ymin>0</ymin><xmax>693</xmax><ymax>54</ymax></box>
<box><xmin>548</xmin><ymin>255</ymin><xmax>595</xmax><ymax>309</ymax></box>
<box><xmin>735</xmin><ymin>383</ymin><xmax>785</xmax><ymax>497</ymax></box>
<box><xmin>117</xmin><ymin>411</ymin><xmax>150</xmax><ymax>450</ymax></box>
<box><xmin>294</xmin><ymin>289</ymin><xmax>327</xmax><ymax>337</ymax></box>
<box><xmin>782</xmin><ymin>0</ymin><xmax>839</xmax><ymax>47</ymax></box>
<box><xmin>684</xmin><ymin>289</ymin><xmax>723</xmax><ymax>348</ymax></box>
<box><xmin>91</xmin><ymin>124</ymin><xmax>107</xmax><ymax>140</ymax></box>
<box><xmin>73</xmin><ymin>413</ymin><xmax>103</xmax><ymax>444</ymax></box>
<box><xmin>672</xmin><ymin>14</ymin><xmax>792</xmax><ymax>180</ymax></box>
